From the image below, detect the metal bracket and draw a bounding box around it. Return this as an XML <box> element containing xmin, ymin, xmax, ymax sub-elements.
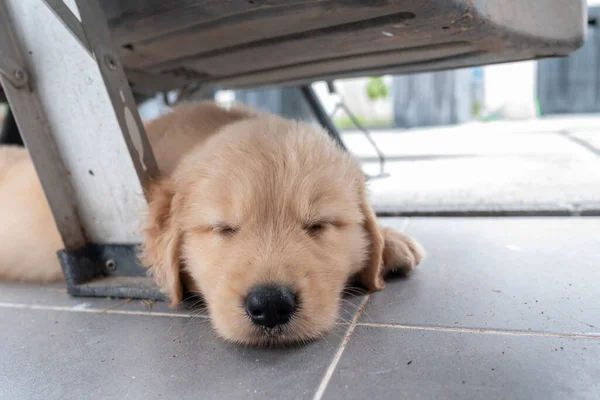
<box><xmin>0</xmin><ymin>49</ymin><xmax>28</xmax><ymax>88</ymax></box>
<box><xmin>59</xmin><ymin>244</ymin><xmax>164</xmax><ymax>300</ymax></box>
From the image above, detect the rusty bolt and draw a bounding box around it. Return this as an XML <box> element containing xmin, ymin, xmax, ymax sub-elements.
<box><xmin>104</xmin><ymin>54</ymin><xmax>117</xmax><ymax>71</ymax></box>
<box><xmin>13</xmin><ymin>69</ymin><xmax>25</xmax><ymax>81</ymax></box>
<box><xmin>105</xmin><ymin>259</ymin><xmax>117</xmax><ymax>271</ymax></box>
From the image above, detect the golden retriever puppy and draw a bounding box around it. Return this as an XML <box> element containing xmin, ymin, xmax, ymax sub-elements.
<box><xmin>140</xmin><ymin>102</ymin><xmax>424</xmax><ymax>346</ymax></box>
<box><xmin>0</xmin><ymin>102</ymin><xmax>424</xmax><ymax>347</ymax></box>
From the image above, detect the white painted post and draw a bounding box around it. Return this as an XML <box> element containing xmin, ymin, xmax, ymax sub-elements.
<box><xmin>0</xmin><ymin>0</ymin><xmax>157</xmax><ymax>249</ymax></box>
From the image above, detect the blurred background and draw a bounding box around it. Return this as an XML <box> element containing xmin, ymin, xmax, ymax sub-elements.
<box><xmin>4</xmin><ymin>2</ymin><xmax>600</xmax><ymax>217</ymax></box>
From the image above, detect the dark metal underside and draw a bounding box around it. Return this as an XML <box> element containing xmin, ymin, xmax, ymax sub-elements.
<box><xmin>99</xmin><ymin>0</ymin><xmax>587</xmax><ymax>95</ymax></box>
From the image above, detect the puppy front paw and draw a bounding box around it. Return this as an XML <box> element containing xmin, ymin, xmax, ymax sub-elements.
<box><xmin>380</xmin><ymin>226</ymin><xmax>425</xmax><ymax>277</ymax></box>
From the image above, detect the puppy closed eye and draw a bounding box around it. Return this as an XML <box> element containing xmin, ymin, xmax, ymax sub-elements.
<box><xmin>304</xmin><ymin>221</ymin><xmax>330</xmax><ymax>237</ymax></box>
<box><xmin>213</xmin><ymin>224</ymin><xmax>238</xmax><ymax>237</ymax></box>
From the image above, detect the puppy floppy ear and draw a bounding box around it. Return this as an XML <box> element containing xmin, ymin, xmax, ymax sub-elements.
<box><xmin>140</xmin><ymin>179</ymin><xmax>184</xmax><ymax>308</ymax></box>
<box><xmin>356</xmin><ymin>188</ymin><xmax>386</xmax><ymax>292</ymax></box>
<box><xmin>356</xmin><ymin>186</ymin><xmax>425</xmax><ymax>292</ymax></box>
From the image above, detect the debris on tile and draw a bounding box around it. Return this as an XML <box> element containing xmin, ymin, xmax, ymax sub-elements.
<box><xmin>72</xmin><ymin>303</ymin><xmax>91</xmax><ymax>310</ymax></box>
<box><xmin>142</xmin><ymin>299</ymin><xmax>155</xmax><ymax>310</ymax></box>
<box><xmin>407</xmin><ymin>360</ymin><xmax>412</xmax><ymax>365</ymax></box>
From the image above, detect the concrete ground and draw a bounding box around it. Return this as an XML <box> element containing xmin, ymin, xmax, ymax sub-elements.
<box><xmin>343</xmin><ymin>115</ymin><xmax>600</xmax><ymax>215</ymax></box>
<box><xmin>1</xmin><ymin>217</ymin><xmax>599</xmax><ymax>399</ymax></box>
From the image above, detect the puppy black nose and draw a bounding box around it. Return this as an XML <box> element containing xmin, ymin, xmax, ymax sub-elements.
<box><xmin>244</xmin><ymin>286</ymin><xmax>297</xmax><ymax>328</ymax></box>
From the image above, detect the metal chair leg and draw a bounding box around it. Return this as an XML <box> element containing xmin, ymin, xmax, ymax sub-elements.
<box><xmin>0</xmin><ymin>0</ymin><xmax>162</xmax><ymax>300</ymax></box>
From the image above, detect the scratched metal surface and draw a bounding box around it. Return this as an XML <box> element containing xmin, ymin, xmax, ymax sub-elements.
<box><xmin>98</xmin><ymin>0</ymin><xmax>586</xmax><ymax>92</ymax></box>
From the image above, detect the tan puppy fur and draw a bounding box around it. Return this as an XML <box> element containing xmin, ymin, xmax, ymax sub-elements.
<box><xmin>0</xmin><ymin>146</ymin><xmax>64</xmax><ymax>282</ymax></box>
<box><xmin>0</xmin><ymin>102</ymin><xmax>424</xmax><ymax>346</ymax></box>
<box><xmin>139</xmin><ymin>103</ymin><xmax>424</xmax><ymax>346</ymax></box>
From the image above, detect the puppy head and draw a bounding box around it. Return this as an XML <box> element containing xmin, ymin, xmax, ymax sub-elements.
<box><xmin>141</xmin><ymin>116</ymin><xmax>407</xmax><ymax>346</ymax></box>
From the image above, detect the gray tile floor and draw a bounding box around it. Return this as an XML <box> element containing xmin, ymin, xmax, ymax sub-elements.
<box><xmin>1</xmin><ymin>217</ymin><xmax>599</xmax><ymax>400</ymax></box>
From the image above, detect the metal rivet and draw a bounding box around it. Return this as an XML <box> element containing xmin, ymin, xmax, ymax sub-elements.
<box><xmin>105</xmin><ymin>259</ymin><xmax>117</xmax><ymax>271</ymax></box>
<box><xmin>104</xmin><ymin>55</ymin><xmax>117</xmax><ymax>71</ymax></box>
<box><xmin>13</xmin><ymin>69</ymin><xmax>25</xmax><ymax>81</ymax></box>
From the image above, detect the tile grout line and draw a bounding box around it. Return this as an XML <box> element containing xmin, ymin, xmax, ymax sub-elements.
<box><xmin>313</xmin><ymin>294</ymin><xmax>370</xmax><ymax>400</ymax></box>
<box><xmin>5</xmin><ymin>302</ymin><xmax>597</xmax><ymax>340</ymax></box>
<box><xmin>96</xmin><ymin>298</ymin><xmax>133</xmax><ymax>313</ymax></box>
<box><xmin>0</xmin><ymin>302</ymin><xmax>209</xmax><ymax>319</ymax></box>
<box><xmin>357</xmin><ymin>322</ymin><xmax>600</xmax><ymax>339</ymax></box>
